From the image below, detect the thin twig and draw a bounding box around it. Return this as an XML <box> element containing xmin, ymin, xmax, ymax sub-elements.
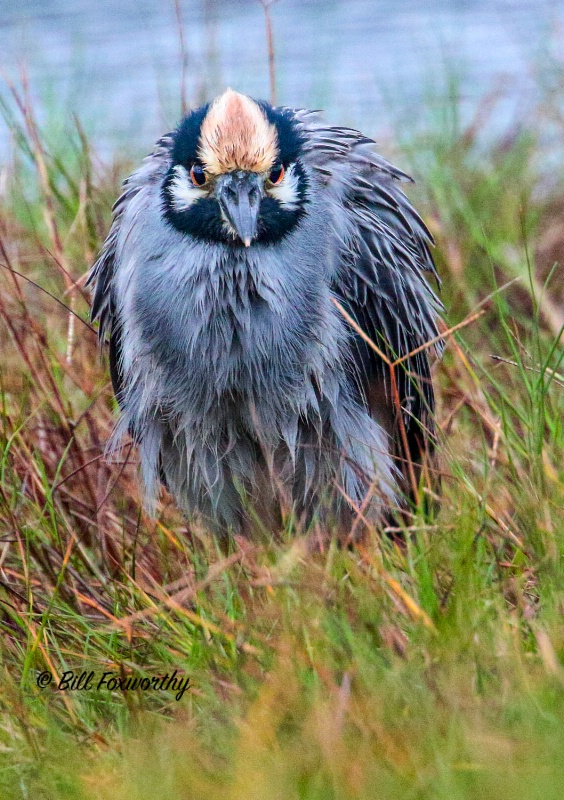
<box><xmin>173</xmin><ymin>0</ymin><xmax>189</xmax><ymax>116</ymax></box>
<box><xmin>0</xmin><ymin>263</ymin><xmax>95</xmax><ymax>333</ymax></box>
<box><xmin>259</xmin><ymin>0</ymin><xmax>280</xmax><ymax>104</ymax></box>
<box><xmin>490</xmin><ymin>355</ymin><xmax>564</xmax><ymax>388</ymax></box>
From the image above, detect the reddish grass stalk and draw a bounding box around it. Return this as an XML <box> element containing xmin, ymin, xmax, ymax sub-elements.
<box><xmin>173</xmin><ymin>0</ymin><xmax>189</xmax><ymax>116</ymax></box>
<box><xmin>259</xmin><ymin>0</ymin><xmax>280</xmax><ymax>105</ymax></box>
<box><xmin>4</xmin><ymin>72</ymin><xmax>79</xmax><ymax>364</ymax></box>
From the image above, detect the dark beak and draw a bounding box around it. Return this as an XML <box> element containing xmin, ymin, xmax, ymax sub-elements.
<box><xmin>217</xmin><ymin>171</ymin><xmax>262</xmax><ymax>246</ymax></box>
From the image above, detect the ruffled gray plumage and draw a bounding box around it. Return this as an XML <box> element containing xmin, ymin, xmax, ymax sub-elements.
<box><xmin>88</xmin><ymin>104</ymin><xmax>441</xmax><ymax>534</ymax></box>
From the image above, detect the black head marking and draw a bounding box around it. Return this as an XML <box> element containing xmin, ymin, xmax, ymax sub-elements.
<box><xmin>170</xmin><ymin>104</ymin><xmax>210</xmax><ymax>166</ymax></box>
<box><xmin>162</xmin><ymin>98</ymin><xmax>310</xmax><ymax>246</ymax></box>
<box><xmin>257</xmin><ymin>101</ymin><xmax>306</xmax><ymax>165</ymax></box>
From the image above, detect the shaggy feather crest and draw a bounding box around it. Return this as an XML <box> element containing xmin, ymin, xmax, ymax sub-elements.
<box><xmin>198</xmin><ymin>89</ymin><xmax>278</xmax><ymax>175</ymax></box>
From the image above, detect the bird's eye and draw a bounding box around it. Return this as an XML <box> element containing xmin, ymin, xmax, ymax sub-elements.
<box><xmin>268</xmin><ymin>163</ymin><xmax>285</xmax><ymax>185</ymax></box>
<box><xmin>189</xmin><ymin>164</ymin><xmax>207</xmax><ymax>187</ymax></box>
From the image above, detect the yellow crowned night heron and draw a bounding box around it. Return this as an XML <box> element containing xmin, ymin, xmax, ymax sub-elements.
<box><xmin>88</xmin><ymin>89</ymin><xmax>442</xmax><ymax>535</ymax></box>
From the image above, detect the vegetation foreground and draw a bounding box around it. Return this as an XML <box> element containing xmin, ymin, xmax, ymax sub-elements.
<box><xmin>0</xmin><ymin>75</ymin><xmax>563</xmax><ymax>799</ymax></box>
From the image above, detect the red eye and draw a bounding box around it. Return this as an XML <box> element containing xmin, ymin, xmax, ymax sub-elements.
<box><xmin>268</xmin><ymin>164</ymin><xmax>285</xmax><ymax>185</ymax></box>
<box><xmin>190</xmin><ymin>164</ymin><xmax>207</xmax><ymax>187</ymax></box>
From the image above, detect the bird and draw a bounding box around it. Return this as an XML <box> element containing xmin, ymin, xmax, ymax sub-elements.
<box><xmin>88</xmin><ymin>88</ymin><xmax>442</xmax><ymax>538</ymax></box>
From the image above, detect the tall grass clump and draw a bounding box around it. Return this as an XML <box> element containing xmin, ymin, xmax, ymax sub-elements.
<box><xmin>0</xmin><ymin>65</ymin><xmax>563</xmax><ymax>799</ymax></box>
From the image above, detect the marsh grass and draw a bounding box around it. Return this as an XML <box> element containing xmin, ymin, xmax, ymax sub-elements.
<box><xmin>0</xmin><ymin>68</ymin><xmax>563</xmax><ymax>799</ymax></box>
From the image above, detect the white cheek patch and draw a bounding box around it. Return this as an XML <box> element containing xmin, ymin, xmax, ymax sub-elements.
<box><xmin>267</xmin><ymin>164</ymin><xmax>300</xmax><ymax>209</ymax></box>
<box><xmin>169</xmin><ymin>165</ymin><xmax>208</xmax><ymax>211</ymax></box>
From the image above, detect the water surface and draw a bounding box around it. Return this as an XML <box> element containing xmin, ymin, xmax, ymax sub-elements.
<box><xmin>1</xmin><ymin>0</ymin><xmax>562</xmax><ymax>158</ymax></box>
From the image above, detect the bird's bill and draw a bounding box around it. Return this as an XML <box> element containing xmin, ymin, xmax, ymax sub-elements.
<box><xmin>217</xmin><ymin>171</ymin><xmax>262</xmax><ymax>246</ymax></box>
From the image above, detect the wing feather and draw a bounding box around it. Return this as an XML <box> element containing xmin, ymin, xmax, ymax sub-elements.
<box><xmin>87</xmin><ymin>133</ymin><xmax>174</xmax><ymax>401</ymax></box>
<box><xmin>296</xmin><ymin>115</ymin><xmax>443</xmax><ymax>482</ymax></box>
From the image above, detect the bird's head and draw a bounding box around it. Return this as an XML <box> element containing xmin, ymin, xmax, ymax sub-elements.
<box><xmin>162</xmin><ymin>89</ymin><xmax>309</xmax><ymax>246</ymax></box>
